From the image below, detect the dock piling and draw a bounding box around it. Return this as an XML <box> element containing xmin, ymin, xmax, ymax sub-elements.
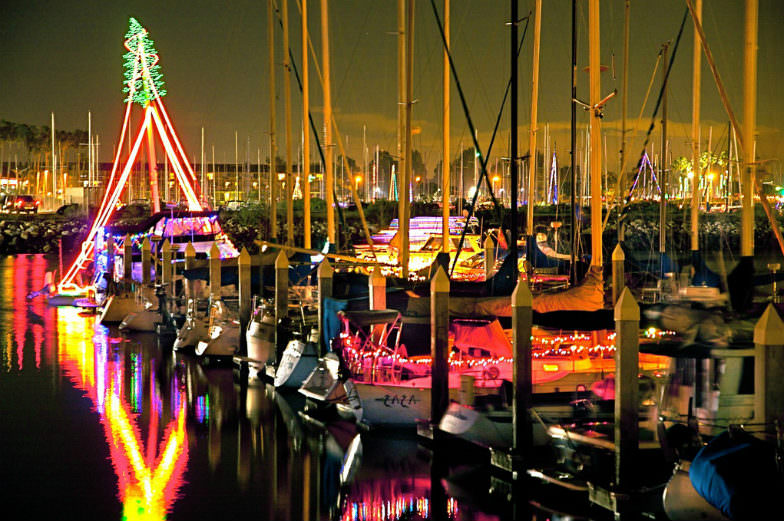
<box><xmin>141</xmin><ymin>237</ymin><xmax>151</xmax><ymax>285</ymax></box>
<box><xmin>123</xmin><ymin>233</ymin><xmax>132</xmax><ymax>290</ymax></box>
<box><xmin>161</xmin><ymin>239</ymin><xmax>172</xmax><ymax>299</ymax></box>
<box><xmin>612</xmin><ymin>243</ymin><xmax>625</xmax><ymax>305</ymax></box>
<box><xmin>239</xmin><ymin>248</ymin><xmax>252</xmax><ymax>355</ymax></box>
<box><xmin>614</xmin><ymin>287</ymin><xmax>640</xmax><ymax>489</ymax></box>
<box><xmin>484</xmin><ymin>234</ymin><xmax>495</xmax><ymax>279</ymax></box>
<box><xmin>512</xmin><ymin>275</ymin><xmax>533</xmax><ymax>461</ymax></box>
<box><xmin>753</xmin><ymin>304</ymin><xmax>784</xmax><ymax>431</ymax></box>
<box><xmin>274</xmin><ymin>250</ymin><xmax>289</xmax><ymax>365</ymax></box>
<box><xmin>185</xmin><ymin>242</ymin><xmax>196</xmax><ymax>300</ymax></box>
<box><xmin>369</xmin><ymin>266</ymin><xmax>386</xmax><ymax>310</ymax></box>
<box><xmin>209</xmin><ymin>242</ymin><xmax>221</xmax><ymax>301</ymax></box>
<box><xmin>430</xmin><ymin>266</ymin><xmax>450</xmax><ymax>428</ymax></box>
<box><xmin>317</xmin><ymin>259</ymin><xmax>333</xmax><ymax>355</ymax></box>
<box><xmin>106</xmin><ymin>233</ymin><xmax>115</xmax><ymax>288</ymax></box>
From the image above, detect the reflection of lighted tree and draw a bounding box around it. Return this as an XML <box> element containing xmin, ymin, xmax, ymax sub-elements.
<box><xmin>57</xmin><ymin>308</ymin><xmax>189</xmax><ymax>520</ymax></box>
<box><xmin>106</xmin><ymin>384</ymin><xmax>188</xmax><ymax>521</ymax></box>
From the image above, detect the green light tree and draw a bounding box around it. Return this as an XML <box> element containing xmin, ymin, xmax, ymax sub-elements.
<box><xmin>122</xmin><ymin>17</ymin><xmax>167</xmax><ymax>105</ymax></box>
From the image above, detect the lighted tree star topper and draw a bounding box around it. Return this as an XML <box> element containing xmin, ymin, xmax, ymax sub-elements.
<box><xmin>123</xmin><ymin>17</ymin><xmax>167</xmax><ymax>106</ymax></box>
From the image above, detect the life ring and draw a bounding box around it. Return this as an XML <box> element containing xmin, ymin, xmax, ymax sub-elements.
<box><xmin>482</xmin><ymin>365</ymin><xmax>500</xmax><ymax>380</ymax></box>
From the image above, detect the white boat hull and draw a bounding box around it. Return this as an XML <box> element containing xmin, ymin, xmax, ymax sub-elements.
<box><xmin>195</xmin><ymin>321</ymin><xmax>239</xmax><ymax>358</ymax></box>
<box><xmin>246</xmin><ymin>315</ymin><xmax>275</xmax><ymax>365</ymax></box>
<box><xmin>274</xmin><ymin>339</ymin><xmax>319</xmax><ymax>389</ymax></box>
<box><xmin>173</xmin><ymin>318</ymin><xmax>208</xmax><ymax>351</ymax></box>
<box><xmin>119</xmin><ymin>309</ymin><xmax>160</xmax><ymax>332</ymax></box>
<box><xmin>100</xmin><ymin>294</ymin><xmax>142</xmax><ymax>324</ymax></box>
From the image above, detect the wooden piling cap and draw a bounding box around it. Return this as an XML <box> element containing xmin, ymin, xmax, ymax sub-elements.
<box><xmin>512</xmin><ymin>275</ymin><xmax>533</xmax><ymax>308</ymax></box>
<box><xmin>239</xmin><ymin>247</ymin><xmax>251</xmax><ymax>265</ymax></box>
<box><xmin>141</xmin><ymin>237</ymin><xmax>151</xmax><ymax>251</ymax></box>
<box><xmin>184</xmin><ymin>242</ymin><xmax>196</xmax><ymax>257</ymax></box>
<box><xmin>370</xmin><ymin>265</ymin><xmax>386</xmax><ymax>285</ymax></box>
<box><xmin>209</xmin><ymin>242</ymin><xmax>220</xmax><ymax>259</ymax></box>
<box><xmin>161</xmin><ymin>239</ymin><xmax>171</xmax><ymax>252</ymax></box>
<box><xmin>484</xmin><ymin>234</ymin><xmax>495</xmax><ymax>250</ymax></box>
<box><xmin>754</xmin><ymin>304</ymin><xmax>784</xmax><ymax>345</ymax></box>
<box><xmin>317</xmin><ymin>259</ymin><xmax>333</xmax><ymax>278</ymax></box>
<box><xmin>614</xmin><ymin>286</ymin><xmax>640</xmax><ymax>321</ymax></box>
<box><xmin>430</xmin><ymin>265</ymin><xmax>450</xmax><ymax>293</ymax></box>
<box><xmin>275</xmin><ymin>250</ymin><xmax>288</xmax><ymax>269</ymax></box>
<box><xmin>612</xmin><ymin>243</ymin><xmax>625</xmax><ymax>261</ymax></box>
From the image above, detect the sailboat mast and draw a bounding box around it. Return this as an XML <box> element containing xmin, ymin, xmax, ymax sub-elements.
<box><xmin>619</xmin><ymin>0</ymin><xmax>629</xmax><ymax>242</ymax></box>
<box><xmin>526</xmin><ymin>0</ymin><xmax>541</xmax><ymax>238</ymax></box>
<box><xmin>589</xmin><ymin>0</ymin><xmax>602</xmax><ymax>267</ymax></box>
<box><xmin>282</xmin><ymin>0</ymin><xmax>294</xmax><ymax>246</ymax></box>
<box><xmin>400</xmin><ymin>0</ymin><xmax>414</xmax><ymax>279</ymax></box>
<box><xmin>510</xmin><ymin>0</ymin><xmax>519</xmax><ymax>276</ymax></box>
<box><xmin>659</xmin><ymin>42</ymin><xmax>669</xmax><ymax>255</ymax></box>
<box><xmin>569</xmin><ymin>0</ymin><xmax>578</xmax><ymax>286</ymax></box>
<box><xmin>741</xmin><ymin>0</ymin><xmax>757</xmax><ymax>258</ymax></box>
<box><xmin>268</xmin><ymin>0</ymin><xmax>278</xmax><ymax>241</ymax></box>
<box><xmin>302</xmin><ymin>0</ymin><xmax>311</xmax><ymax>249</ymax></box>
<box><xmin>690</xmin><ymin>0</ymin><xmax>702</xmax><ymax>253</ymax></box>
<box><xmin>442</xmin><ymin>0</ymin><xmax>450</xmax><ymax>253</ymax></box>
<box><xmin>321</xmin><ymin>0</ymin><xmax>335</xmax><ymax>246</ymax></box>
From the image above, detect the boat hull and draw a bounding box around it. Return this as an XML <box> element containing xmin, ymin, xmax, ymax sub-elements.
<box><xmin>246</xmin><ymin>314</ymin><xmax>275</xmax><ymax>365</ymax></box>
<box><xmin>119</xmin><ymin>309</ymin><xmax>160</xmax><ymax>332</ymax></box>
<box><xmin>100</xmin><ymin>294</ymin><xmax>142</xmax><ymax>324</ymax></box>
<box><xmin>196</xmin><ymin>322</ymin><xmax>239</xmax><ymax>358</ymax></box>
<box><xmin>173</xmin><ymin>318</ymin><xmax>208</xmax><ymax>351</ymax></box>
<box><xmin>274</xmin><ymin>339</ymin><xmax>319</xmax><ymax>389</ymax></box>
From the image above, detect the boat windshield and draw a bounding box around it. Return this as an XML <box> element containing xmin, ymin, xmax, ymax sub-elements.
<box><xmin>153</xmin><ymin>215</ymin><xmax>220</xmax><ymax>238</ymax></box>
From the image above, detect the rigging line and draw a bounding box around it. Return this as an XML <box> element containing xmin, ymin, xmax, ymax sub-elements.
<box><xmin>451</xmin><ymin>15</ymin><xmax>530</xmax><ymax>276</ymax></box>
<box><xmin>603</xmin><ymin>51</ymin><xmax>663</xmax><ymax>230</ymax></box>
<box><xmin>622</xmin><ymin>8</ymin><xmax>689</xmax><ymax>210</ymax></box>
<box><xmin>429</xmin><ymin>0</ymin><xmax>529</xmax><ymax>276</ymax></box>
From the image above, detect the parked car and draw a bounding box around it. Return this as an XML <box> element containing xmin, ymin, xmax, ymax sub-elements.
<box><xmin>6</xmin><ymin>195</ymin><xmax>40</xmax><ymax>214</ymax></box>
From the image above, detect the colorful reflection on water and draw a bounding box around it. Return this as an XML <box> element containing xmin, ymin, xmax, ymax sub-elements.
<box><xmin>1</xmin><ymin>255</ymin><xmax>557</xmax><ymax>521</ymax></box>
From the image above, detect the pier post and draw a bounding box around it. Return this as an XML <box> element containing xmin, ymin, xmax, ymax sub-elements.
<box><xmin>753</xmin><ymin>304</ymin><xmax>784</xmax><ymax>431</ymax></box>
<box><xmin>317</xmin><ymin>259</ymin><xmax>333</xmax><ymax>355</ymax></box>
<box><xmin>106</xmin><ymin>234</ymin><xmax>115</xmax><ymax>287</ymax></box>
<box><xmin>184</xmin><ymin>242</ymin><xmax>196</xmax><ymax>300</ymax></box>
<box><xmin>612</xmin><ymin>243</ymin><xmax>625</xmax><ymax>305</ymax></box>
<box><xmin>161</xmin><ymin>239</ymin><xmax>172</xmax><ymax>299</ymax></box>
<box><xmin>369</xmin><ymin>266</ymin><xmax>386</xmax><ymax>310</ymax></box>
<box><xmin>512</xmin><ymin>275</ymin><xmax>533</xmax><ymax>460</ymax></box>
<box><xmin>209</xmin><ymin>242</ymin><xmax>221</xmax><ymax>301</ymax></box>
<box><xmin>274</xmin><ymin>250</ymin><xmax>289</xmax><ymax>365</ymax></box>
<box><xmin>239</xmin><ymin>248</ymin><xmax>252</xmax><ymax>355</ymax></box>
<box><xmin>614</xmin><ymin>287</ymin><xmax>640</xmax><ymax>489</ymax></box>
<box><xmin>430</xmin><ymin>266</ymin><xmax>450</xmax><ymax>427</ymax></box>
<box><xmin>484</xmin><ymin>234</ymin><xmax>496</xmax><ymax>279</ymax></box>
<box><xmin>141</xmin><ymin>237</ymin><xmax>151</xmax><ymax>285</ymax></box>
<box><xmin>123</xmin><ymin>234</ymin><xmax>132</xmax><ymax>289</ymax></box>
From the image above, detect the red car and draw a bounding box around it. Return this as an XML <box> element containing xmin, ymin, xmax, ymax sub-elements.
<box><xmin>11</xmin><ymin>195</ymin><xmax>40</xmax><ymax>214</ymax></box>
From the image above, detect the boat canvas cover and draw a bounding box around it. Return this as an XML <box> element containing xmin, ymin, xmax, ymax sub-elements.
<box><xmin>689</xmin><ymin>429</ymin><xmax>782</xmax><ymax>519</ymax></box>
<box><xmin>532</xmin><ymin>265</ymin><xmax>604</xmax><ymax>313</ymax></box>
<box><xmin>450</xmin><ymin>319</ymin><xmax>512</xmax><ymax>358</ymax></box>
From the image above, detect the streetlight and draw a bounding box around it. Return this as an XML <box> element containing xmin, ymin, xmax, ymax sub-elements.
<box><xmin>415</xmin><ymin>176</ymin><xmax>421</xmax><ymax>200</ymax></box>
<box><xmin>492</xmin><ymin>175</ymin><xmax>500</xmax><ymax>198</ymax></box>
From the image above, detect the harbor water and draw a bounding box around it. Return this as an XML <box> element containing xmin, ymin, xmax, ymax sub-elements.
<box><xmin>0</xmin><ymin>254</ymin><xmax>603</xmax><ymax>521</ymax></box>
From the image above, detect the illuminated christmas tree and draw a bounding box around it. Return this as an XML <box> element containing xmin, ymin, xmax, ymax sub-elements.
<box><xmin>58</xmin><ymin>17</ymin><xmax>205</xmax><ymax>294</ymax></box>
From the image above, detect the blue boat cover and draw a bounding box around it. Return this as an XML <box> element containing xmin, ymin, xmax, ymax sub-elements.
<box><xmin>689</xmin><ymin>429</ymin><xmax>781</xmax><ymax>519</ymax></box>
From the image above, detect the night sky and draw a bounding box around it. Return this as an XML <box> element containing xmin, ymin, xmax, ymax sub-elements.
<box><xmin>1</xmin><ymin>0</ymin><xmax>783</xmax><ymax>176</ymax></box>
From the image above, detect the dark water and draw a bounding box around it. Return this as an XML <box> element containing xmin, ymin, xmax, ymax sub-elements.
<box><xmin>0</xmin><ymin>254</ymin><xmax>596</xmax><ymax>521</ymax></box>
